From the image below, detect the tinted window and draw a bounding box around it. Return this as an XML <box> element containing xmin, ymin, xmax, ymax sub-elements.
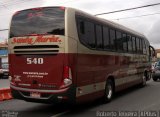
<box><xmin>10</xmin><ymin>7</ymin><xmax>65</xmax><ymax>38</ymax></box>
<box><xmin>103</xmin><ymin>26</ymin><xmax>110</xmax><ymax>49</ymax></box>
<box><xmin>86</xmin><ymin>21</ymin><xmax>95</xmax><ymax>48</ymax></box>
<box><xmin>96</xmin><ymin>25</ymin><xmax>103</xmax><ymax>49</ymax></box>
<box><xmin>77</xmin><ymin>18</ymin><xmax>96</xmax><ymax>48</ymax></box>
<box><xmin>132</xmin><ymin>37</ymin><xmax>136</xmax><ymax>52</ymax></box>
<box><xmin>77</xmin><ymin>19</ymin><xmax>87</xmax><ymax>45</ymax></box>
<box><xmin>127</xmin><ymin>35</ymin><xmax>132</xmax><ymax>52</ymax></box>
<box><xmin>136</xmin><ymin>38</ymin><xmax>140</xmax><ymax>53</ymax></box>
<box><xmin>122</xmin><ymin>34</ymin><xmax>128</xmax><ymax>52</ymax></box>
<box><xmin>139</xmin><ymin>39</ymin><xmax>143</xmax><ymax>53</ymax></box>
<box><xmin>109</xmin><ymin>29</ymin><xmax>116</xmax><ymax>50</ymax></box>
<box><xmin>79</xmin><ymin>21</ymin><xmax>85</xmax><ymax>34</ymax></box>
<box><xmin>142</xmin><ymin>39</ymin><xmax>147</xmax><ymax>54</ymax></box>
<box><xmin>116</xmin><ymin>31</ymin><xmax>123</xmax><ymax>51</ymax></box>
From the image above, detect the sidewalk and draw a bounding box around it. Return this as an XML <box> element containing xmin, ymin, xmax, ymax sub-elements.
<box><xmin>0</xmin><ymin>79</ymin><xmax>10</xmax><ymax>88</ymax></box>
<box><xmin>0</xmin><ymin>79</ymin><xmax>12</xmax><ymax>101</ymax></box>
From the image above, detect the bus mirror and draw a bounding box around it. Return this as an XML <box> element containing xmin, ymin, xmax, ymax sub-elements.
<box><xmin>149</xmin><ymin>45</ymin><xmax>155</xmax><ymax>57</ymax></box>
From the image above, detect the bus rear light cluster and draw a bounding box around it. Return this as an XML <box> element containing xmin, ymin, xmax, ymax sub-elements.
<box><xmin>60</xmin><ymin>66</ymin><xmax>72</xmax><ymax>89</ymax></box>
<box><xmin>63</xmin><ymin>78</ymin><xmax>72</xmax><ymax>86</ymax></box>
<box><xmin>63</xmin><ymin>66</ymin><xmax>70</xmax><ymax>78</ymax></box>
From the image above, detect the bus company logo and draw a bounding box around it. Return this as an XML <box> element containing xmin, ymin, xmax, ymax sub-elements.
<box><xmin>11</xmin><ymin>35</ymin><xmax>62</xmax><ymax>44</ymax></box>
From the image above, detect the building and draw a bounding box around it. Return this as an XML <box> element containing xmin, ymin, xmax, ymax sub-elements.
<box><xmin>155</xmin><ymin>49</ymin><xmax>160</xmax><ymax>60</ymax></box>
<box><xmin>0</xmin><ymin>42</ymin><xmax>8</xmax><ymax>68</ymax></box>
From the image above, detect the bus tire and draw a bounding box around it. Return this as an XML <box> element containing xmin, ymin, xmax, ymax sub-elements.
<box><xmin>152</xmin><ymin>77</ymin><xmax>158</xmax><ymax>81</ymax></box>
<box><xmin>103</xmin><ymin>79</ymin><xmax>114</xmax><ymax>103</ymax></box>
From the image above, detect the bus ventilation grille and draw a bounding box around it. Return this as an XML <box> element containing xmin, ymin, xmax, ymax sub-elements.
<box><xmin>13</xmin><ymin>45</ymin><xmax>59</xmax><ymax>55</ymax></box>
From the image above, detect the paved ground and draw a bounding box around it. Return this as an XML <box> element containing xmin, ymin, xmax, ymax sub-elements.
<box><xmin>0</xmin><ymin>80</ymin><xmax>160</xmax><ymax>117</ymax></box>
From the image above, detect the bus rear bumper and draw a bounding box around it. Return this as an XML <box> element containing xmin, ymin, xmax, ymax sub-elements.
<box><xmin>10</xmin><ymin>85</ymin><xmax>76</xmax><ymax>104</ymax></box>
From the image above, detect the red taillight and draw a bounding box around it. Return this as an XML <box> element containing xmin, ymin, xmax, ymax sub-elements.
<box><xmin>63</xmin><ymin>66</ymin><xmax>69</xmax><ymax>78</ymax></box>
<box><xmin>61</xmin><ymin>66</ymin><xmax>72</xmax><ymax>89</ymax></box>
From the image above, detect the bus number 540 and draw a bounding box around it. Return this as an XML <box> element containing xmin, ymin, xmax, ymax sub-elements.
<box><xmin>27</xmin><ymin>58</ymin><xmax>44</xmax><ymax>64</ymax></box>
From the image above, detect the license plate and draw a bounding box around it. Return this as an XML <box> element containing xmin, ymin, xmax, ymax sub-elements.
<box><xmin>30</xmin><ymin>92</ymin><xmax>41</xmax><ymax>98</ymax></box>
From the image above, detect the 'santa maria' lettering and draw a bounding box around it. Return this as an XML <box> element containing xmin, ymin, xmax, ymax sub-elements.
<box><xmin>11</xmin><ymin>35</ymin><xmax>61</xmax><ymax>44</ymax></box>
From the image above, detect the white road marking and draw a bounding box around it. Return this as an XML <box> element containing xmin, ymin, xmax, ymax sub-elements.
<box><xmin>50</xmin><ymin>110</ymin><xmax>70</xmax><ymax>117</ymax></box>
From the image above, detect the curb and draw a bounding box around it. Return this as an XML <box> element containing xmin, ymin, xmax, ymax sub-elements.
<box><xmin>0</xmin><ymin>88</ymin><xmax>12</xmax><ymax>101</ymax></box>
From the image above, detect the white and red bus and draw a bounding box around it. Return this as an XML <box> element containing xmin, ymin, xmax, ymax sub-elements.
<box><xmin>9</xmin><ymin>7</ymin><xmax>155</xmax><ymax>104</ymax></box>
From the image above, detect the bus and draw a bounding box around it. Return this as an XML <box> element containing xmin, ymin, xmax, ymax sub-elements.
<box><xmin>9</xmin><ymin>6</ymin><xmax>155</xmax><ymax>104</ymax></box>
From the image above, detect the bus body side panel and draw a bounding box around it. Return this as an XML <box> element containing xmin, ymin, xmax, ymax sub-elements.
<box><xmin>75</xmin><ymin>54</ymin><xmax>115</xmax><ymax>102</ymax></box>
<box><xmin>75</xmin><ymin>48</ymin><xmax>149</xmax><ymax>103</ymax></box>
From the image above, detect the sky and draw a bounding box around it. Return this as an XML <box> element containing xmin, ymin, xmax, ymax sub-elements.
<box><xmin>0</xmin><ymin>0</ymin><xmax>160</xmax><ymax>48</ymax></box>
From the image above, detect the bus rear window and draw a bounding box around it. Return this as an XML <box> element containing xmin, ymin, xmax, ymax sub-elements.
<box><xmin>10</xmin><ymin>7</ymin><xmax>65</xmax><ymax>38</ymax></box>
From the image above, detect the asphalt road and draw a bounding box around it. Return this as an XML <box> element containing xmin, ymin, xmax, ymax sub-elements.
<box><xmin>0</xmin><ymin>80</ymin><xmax>160</xmax><ymax>117</ymax></box>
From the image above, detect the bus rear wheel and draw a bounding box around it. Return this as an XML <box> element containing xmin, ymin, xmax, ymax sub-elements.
<box><xmin>152</xmin><ymin>77</ymin><xmax>158</xmax><ymax>81</ymax></box>
<box><xmin>103</xmin><ymin>79</ymin><xmax>114</xmax><ymax>103</ymax></box>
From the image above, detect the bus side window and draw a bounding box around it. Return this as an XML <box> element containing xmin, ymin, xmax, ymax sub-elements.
<box><xmin>145</xmin><ymin>41</ymin><xmax>149</xmax><ymax>55</ymax></box>
<box><xmin>103</xmin><ymin>26</ymin><xmax>110</xmax><ymax>50</ymax></box>
<box><xmin>127</xmin><ymin>35</ymin><xmax>133</xmax><ymax>53</ymax></box>
<box><xmin>136</xmin><ymin>38</ymin><xmax>140</xmax><ymax>53</ymax></box>
<box><xmin>86</xmin><ymin>21</ymin><xmax>95</xmax><ymax>48</ymax></box>
<box><xmin>77</xmin><ymin>19</ymin><xmax>88</xmax><ymax>45</ymax></box>
<box><xmin>96</xmin><ymin>24</ymin><xmax>103</xmax><ymax>49</ymax></box>
<box><xmin>77</xmin><ymin>19</ymin><xmax>95</xmax><ymax>48</ymax></box>
<box><xmin>142</xmin><ymin>39</ymin><xmax>147</xmax><ymax>54</ymax></box>
<box><xmin>116</xmin><ymin>31</ymin><xmax>123</xmax><ymax>52</ymax></box>
<box><xmin>122</xmin><ymin>34</ymin><xmax>128</xmax><ymax>52</ymax></box>
<box><xmin>132</xmin><ymin>37</ymin><xmax>136</xmax><ymax>53</ymax></box>
<box><xmin>139</xmin><ymin>39</ymin><xmax>143</xmax><ymax>54</ymax></box>
<box><xmin>80</xmin><ymin>21</ymin><xmax>85</xmax><ymax>34</ymax></box>
<box><xmin>109</xmin><ymin>29</ymin><xmax>116</xmax><ymax>50</ymax></box>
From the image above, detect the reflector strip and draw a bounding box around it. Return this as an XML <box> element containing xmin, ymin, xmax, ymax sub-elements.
<box><xmin>10</xmin><ymin>85</ymin><xmax>69</xmax><ymax>93</ymax></box>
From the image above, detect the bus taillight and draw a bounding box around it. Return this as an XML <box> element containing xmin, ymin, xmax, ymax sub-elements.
<box><xmin>60</xmin><ymin>66</ymin><xmax>72</xmax><ymax>89</ymax></box>
<box><xmin>63</xmin><ymin>66</ymin><xmax>69</xmax><ymax>78</ymax></box>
